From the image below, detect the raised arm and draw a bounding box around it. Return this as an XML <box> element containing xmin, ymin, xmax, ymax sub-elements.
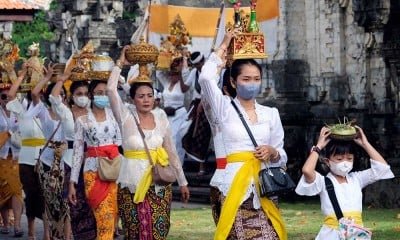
<box><xmin>8</xmin><ymin>63</ymin><xmax>28</xmax><ymax>100</ymax></box>
<box><xmin>301</xmin><ymin>127</ymin><xmax>331</xmax><ymax>183</ymax></box>
<box><xmin>51</xmin><ymin>66</ymin><xmax>71</xmax><ymax>98</ymax></box>
<box><xmin>353</xmin><ymin>126</ymin><xmax>387</xmax><ymax>164</ymax></box>
<box><xmin>106</xmin><ymin>45</ymin><xmax>131</xmax><ymax>126</ymax></box>
<box><xmin>31</xmin><ymin>63</ymin><xmax>54</xmax><ymax>106</ymax></box>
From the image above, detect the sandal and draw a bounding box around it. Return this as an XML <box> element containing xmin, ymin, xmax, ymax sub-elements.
<box><xmin>14</xmin><ymin>228</ymin><xmax>24</xmax><ymax>238</ymax></box>
<box><xmin>0</xmin><ymin>226</ymin><xmax>9</xmax><ymax>234</ymax></box>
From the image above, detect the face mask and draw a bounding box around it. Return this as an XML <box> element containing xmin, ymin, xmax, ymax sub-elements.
<box><xmin>93</xmin><ymin>95</ymin><xmax>109</xmax><ymax>109</ymax></box>
<box><xmin>329</xmin><ymin>160</ymin><xmax>353</xmax><ymax>177</ymax></box>
<box><xmin>236</xmin><ymin>82</ymin><xmax>261</xmax><ymax>100</ymax></box>
<box><xmin>73</xmin><ymin>96</ymin><xmax>89</xmax><ymax>108</ymax></box>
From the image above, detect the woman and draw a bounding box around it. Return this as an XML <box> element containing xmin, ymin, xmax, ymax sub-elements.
<box><xmin>30</xmin><ymin>64</ymin><xmax>73</xmax><ymax>239</ymax></box>
<box><xmin>199</xmin><ymin>32</ymin><xmax>288</xmax><ymax>240</ymax></box>
<box><xmin>52</xmin><ymin>78</ymin><xmax>97</xmax><ymax>239</ymax></box>
<box><xmin>107</xmin><ymin>47</ymin><xmax>190</xmax><ymax>239</ymax></box>
<box><xmin>6</xmin><ymin>63</ymin><xmax>48</xmax><ymax>239</ymax></box>
<box><xmin>68</xmin><ymin>80</ymin><xmax>121</xmax><ymax>240</ymax></box>
<box><xmin>156</xmin><ymin>55</ymin><xmax>191</xmax><ymax>165</ymax></box>
<box><xmin>0</xmin><ymin>76</ymin><xmax>23</xmax><ymax>238</ymax></box>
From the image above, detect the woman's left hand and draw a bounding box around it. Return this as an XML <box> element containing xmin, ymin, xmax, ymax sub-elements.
<box><xmin>180</xmin><ymin>185</ymin><xmax>190</xmax><ymax>203</ymax></box>
<box><xmin>254</xmin><ymin>145</ymin><xmax>277</xmax><ymax>162</ymax></box>
<box><xmin>353</xmin><ymin>125</ymin><xmax>369</xmax><ymax>147</ymax></box>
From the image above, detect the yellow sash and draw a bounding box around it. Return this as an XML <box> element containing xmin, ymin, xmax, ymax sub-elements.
<box><xmin>324</xmin><ymin>211</ymin><xmax>363</xmax><ymax>229</ymax></box>
<box><xmin>124</xmin><ymin>148</ymin><xmax>169</xmax><ymax>203</ymax></box>
<box><xmin>214</xmin><ymin>152</ymin><xmax>287</xmax><ymax>240</ymax></box>
<box><xmin>21</xmin><ymin>138</ymin><xmax>46</xmax><ymax>147</ymax></box>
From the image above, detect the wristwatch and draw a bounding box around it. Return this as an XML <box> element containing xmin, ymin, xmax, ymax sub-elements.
<box><xmin>310</xmin><ymin>145</ymin><xmax>321</xmax><ymax>155</ymax></box>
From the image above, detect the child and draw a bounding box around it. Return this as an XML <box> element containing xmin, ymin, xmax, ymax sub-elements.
<box><xmin>295</xmin><ymin>125</ymin><xmax>394</xmax><ymax>239</ymax></box>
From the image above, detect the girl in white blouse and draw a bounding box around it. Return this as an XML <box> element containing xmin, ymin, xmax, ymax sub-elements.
<box><xmin>296</xmin><ymin>126</ymin><xmax>394</xmax><ymax>239</ymax></box>
<box><xmin>68</xmin><ymin>80</ymin><xmax>122</xmax><ymax>240</ymax></box>
<box><xmin>106</xmin><ymin>47</ymin><xmax>190</xmax><ymax>240</ymax></box>
<box><xmin>199</xmin><ymin>32</ymin><xmax>288</xmax><ymax>240</ymax></box>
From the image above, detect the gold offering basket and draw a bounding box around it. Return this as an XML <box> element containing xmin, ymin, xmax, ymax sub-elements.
<box><xmin>70</xmin><ymin>72</ymin><xmax>89</xmax><ymax>81</ymax></box>
<box><xmin>89</xmin><ymin>71</ymin><xmax>111</xmax><ymax>81</ymax></box>
<box><xmin>126</xmin><ymin>37</ymin><xmax>159</xmax><ymax>83</ymax></box>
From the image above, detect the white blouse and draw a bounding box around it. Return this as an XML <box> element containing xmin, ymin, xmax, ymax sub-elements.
<box><xmin>0</xmin><ymin>107</ymin><xmax>20</xmax><ymax>160</ymax></box>
<box><xmin>156</xmin><ymin>69</ymin><xmax>190</xmax><ymax>108</ymax></box>
<box><xmin>199</xmin><ymin>53</ymin><xmax>288</xmax><ymax>209</ymax></box>
<box><xmin>26</xmin><ymin>101</ymin><xmax>66</xmax><ymax>167</ymax></box>
<box><xmin>49</xmin><ymin>95</ymin><xmax>74</xmax><ymax>167</ymax></box>
<box><xmin>295</xmin><ymin>159</ymin><xmax>394</xmax><ymax>239</ymax></box>
<box><xmin>6</xmin><ymin>99</ymin><xmax>44</xmax><ymax>165</ymax></box>
<box><xmin>107</xmin><ymin>67</ymin><xmax>188</xmax><ymax>193</ymax></box>
<box><xmin>70</xmin><ymin>107</ymin><xmax>122</xmax><ymax>183</ymax></box>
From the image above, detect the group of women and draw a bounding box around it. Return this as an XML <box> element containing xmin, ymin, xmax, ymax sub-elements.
<box><xmin>0</xmin><ymin>30</ymin><xmax>290</xmax><ymax>240</ymax></box>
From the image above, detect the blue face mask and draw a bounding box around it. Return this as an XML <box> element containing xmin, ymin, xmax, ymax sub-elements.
<box><xmin>236</xmin><ymin>82</ymin><xmax>261</xmax><ymax>100</ymax></box>
<box><xmin>93</xmin><ymin>95</ymin><xmax>109</xmax><ymax>109</ymax></box>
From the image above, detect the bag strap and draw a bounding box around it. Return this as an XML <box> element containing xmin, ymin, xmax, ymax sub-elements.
<box><xmin>230</xmin><ymin>100</ymin><xmax>258</xmax><ymax>147</ymax></box>
<box><xmin>39</xmin><ymin>121</ymin><xmax>62</xmax><ymax>159</ymax></box>
<box><xmin>129</xmin><ymin>107</ymin><xmax>155</xmax><ymax>166</ymax></box>
<box><xmin>324</xmin><ymin>177</ymin><xmax>344</xmax><ymax>220</ymax></box>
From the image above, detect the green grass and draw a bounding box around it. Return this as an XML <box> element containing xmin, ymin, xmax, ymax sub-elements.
<box><xmin>168</xmin><ymin>201</ymin><xmax>400</xmax><ymax>240</ymax></box>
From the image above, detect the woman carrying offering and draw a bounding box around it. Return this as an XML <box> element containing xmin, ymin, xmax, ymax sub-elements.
<box><xmin>199</xmin><ymin>32</ymin><xmax>288</xmax><ymax>240</ymax></box>
<box><xmin>68</xmin><ymin>79</ymin><xmax>122</xmax><ymax>240</ymax></box>
<box><xmin>107</xmin><ymin>47</ymin><xmax>190</xmax><ymax>239</ymax></box>
<box><xmin>52</xmin><ymin>77</ymin><xmax>97</xmax><ymax>239</ymax></box>
<box><xmin>30</xmin><ymin>64</ymin><xmax>73</xmax><ymax>239</ymax></box>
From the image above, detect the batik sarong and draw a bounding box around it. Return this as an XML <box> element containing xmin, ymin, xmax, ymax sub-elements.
<box><xmin>210</xmin><ymin>186</ymin><xmax>222</xmax><ymax>226</ymax></box>
<box><xmin>222</xmin><ymin>195</ymin><xmax>279</xmax><ymax>240</ymax></box>
<box><xmin>67</xmin><ymin>164</ymin><xmax>97</xmax><ymax>240</ymax></box>
<box><xmin>118</xmin><ymin>185</ymin><xmax>173</xmax><ymax>240</ymax></box>
<box><xmin>37</xmin><ymin>142</ymin><xmax>69</xmax><ymax>240</ymax></box>
<box><xmin>84</xmin><ymin>171</ymin><xmax>117</xmax><ymax>240</ymax></box>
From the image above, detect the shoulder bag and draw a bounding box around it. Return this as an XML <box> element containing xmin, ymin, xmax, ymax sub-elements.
<box><xmin>230</xmin><ymin>100</ymin><xmax>295</xmax><ymax>198</ymax></box>
<box><xmin>325</xmin><ymin>177</ymin><xmax>372</xmax><ymax>240</ymax></box>
<box><xmin>131</xmin><ymin>109</ymin><xmax>176</xmax><ymax>185</ymax></box>
<box><xmin>96</xmin><ymin>148</ymin><xmax>121</xmax><ymax>182</ymax></box>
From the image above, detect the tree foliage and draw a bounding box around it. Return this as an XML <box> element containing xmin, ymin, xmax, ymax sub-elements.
<box><xmin>12</xmin><ymin>11</ymin><xmax>55</xmax><ymax>58</ymax></box>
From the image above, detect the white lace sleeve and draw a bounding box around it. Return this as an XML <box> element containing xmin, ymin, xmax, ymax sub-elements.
<box><xmin>107</xmin><ymin>66</ymin><xmax>130</xmax><ymax>127</ymax></box>
<box><xmin>70</xmin><ymin>116</ymin><xmax>85</xmax><ymax>183</ymax></box>
<box><xmin>49</xmin><ymin>95</ymin><xmax>74</xmax><ymax>141</ymax></box>
<box><xmin>161</xmin><ymin>115</ymin><xmax>188</xmax><ymax>186</ymax></box>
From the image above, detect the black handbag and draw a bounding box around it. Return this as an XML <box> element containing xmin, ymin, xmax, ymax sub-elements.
<box><xmin>231</xmin><ymin>100</ymin><xmax>296</xmax><ymax>198</ymax></box>
<box><xmin>258</xmin><ymin>166</ymin><xmax>296</xmax><ymax>197</ymax></box>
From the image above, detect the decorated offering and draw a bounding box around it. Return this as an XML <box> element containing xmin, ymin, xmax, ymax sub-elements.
<box><xmin>226</xmin><ymin>0</ymin><xmax>267</xmax><ymax>66</ymax></box>
<box><xmin>70</xmin><ymin>41</ymin><xmax>94</xmax><ymax>81</ymax></box>
<box><xmin>90</xmin><ymin>52</ymin><xmax>114</xmax><ymax>81</ymax></box>
<box><xmin>0</xmin><ymin>38</ymin><xmax>19</xmax><ymax>89</ymax></box>
<box><xmin>156</xmin><ymin>14</ymin><xmax>191</xmax><ymax>70</ymax></box>
<box><xmin>126</xmin><ymin>36</ymin><xmax>159</xmax><ymax>83</ymax></box>
<box><xmin>20</xmin><ymin>42</ymin><xmax>45</xmax><ymax>92</ymax></box>
<box><xmin>328</xmin><ymin>118</ymin><xmax>357</xmax><ymax>141</ymax></box>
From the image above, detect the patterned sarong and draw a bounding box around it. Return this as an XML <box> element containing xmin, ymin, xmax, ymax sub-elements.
<box><xmin>66</xmin><ymin>164</ymin><xmax>97</xmax><ymax>240</ymax></box>
<box><xmin>37</xmin><ymin>142</ymin><xmax>69</xmax><ymax>240</ymax></box>
<box><xmin>84</xmin><ymin>171</ymin><xmax>117</xmax><ymax>240</ymax></box>
<box><xmin>118</xmin><ymin>185</ymin><xmax>173</xmax><ymax>240</ymax></box>
<box><xmin>222</xmin><ymin>195</ymin><xmax>279</xmax><ymax>240</ymax></box>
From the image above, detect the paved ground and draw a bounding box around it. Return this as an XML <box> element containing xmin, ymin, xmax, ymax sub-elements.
<box><xmin>0</xmin><ymin>201</ymin><xmax>208</xmax><ymax>240</ymax></box>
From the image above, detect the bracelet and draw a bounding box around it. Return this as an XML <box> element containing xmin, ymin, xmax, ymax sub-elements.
<box><xmin>311</xmin><ymin>145</ymin><xmax>321</xmax><ymax>155</ymax></box>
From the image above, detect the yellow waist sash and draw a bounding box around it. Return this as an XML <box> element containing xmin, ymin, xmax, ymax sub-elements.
<box><xmin>124</xmin><ymin>148</ymin><xmax>169</xmax><ymax>203</ymax></box>
<box><xmin>324</xmin><ymin>211</ymin><xmax>363</xmax><ymax>229</ymax></box>
<box><xmin>21</xmin><ymin>138</ymin><xmax>46</xmax><ymax>147</ymax></box>
<box><xmin>214</xmin><ymin>152</ymin><xmax>287</xmax><ymax>240</ymax></box>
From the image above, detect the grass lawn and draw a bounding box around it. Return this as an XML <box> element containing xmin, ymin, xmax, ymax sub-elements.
<box><xmin>168</xmin><ymin>200</ymin><xmax>400</xmax><ymax>240</ymax></box>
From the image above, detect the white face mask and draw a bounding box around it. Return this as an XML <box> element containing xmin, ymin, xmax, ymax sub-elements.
<box><xmin>329</xmin><ymin>160</ymin><xmax>353</xmax><ymax>177</ymax></box>
<box><xmin>73</xmin><ymin>96</ymin><xmax>89</xmax><ymax>108</ymax></box>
